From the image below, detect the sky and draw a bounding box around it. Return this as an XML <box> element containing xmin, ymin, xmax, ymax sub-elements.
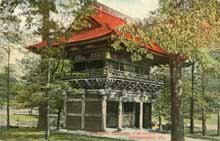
<box><xmin>98</xmin><ymin>0</ymin><xmax>159</xmax><ymax>19</ymax></box>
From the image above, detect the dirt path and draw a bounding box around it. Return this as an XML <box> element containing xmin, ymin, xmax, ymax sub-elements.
<box><xmin>59</xmin><ymin>128</ymin><xmax>207</xmax><ymax>141</ymax></box>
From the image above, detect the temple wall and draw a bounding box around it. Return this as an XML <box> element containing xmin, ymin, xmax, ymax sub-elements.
<box><xmin>85</xmin><ymin>94</ymin><xmax>102</xmax><ymax>130</ymax></box>
<box><xmin>65</xmin><ymin>90</ymin><xmax>153</xmax><ymax>131</ymax></box>
<box><xmin>66</xmin><ymin>94</ymin><xmax>82</xmax><ymax>130</ymax></box>
<box><xmin>65</xmin><ymin>91</ymin><xmax>103</xmax><ymax>131</ymax></box>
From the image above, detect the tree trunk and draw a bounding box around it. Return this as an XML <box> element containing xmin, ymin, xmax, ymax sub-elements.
<box><xmin>40</xmin><ymin>0</ymin><xmax>51</xmax><ymax>139</ymax></box>
<box><xmin>189</xmin><ymin>96</ymin><xmax>194</xmax><ymax>134</ymax></box>
<box><xmin>6</xmin><ymin>47</ymin><xmax>10</xmax><ymax>128</ymax></box>
<box><xmin>45</xmin><ymin>58</ymin><xmax>51</xmax><ymax>140</ymax></box>
<box><xmin>37</xmin><ymin>103</ymin><xmax>48</xmax><ymax>130</ymax></box>
<box><xmin>56</xmin><ymin>108</ymin><xmax>61</xmax><ymax>130</ymax></box>
<box><xmin>217</xmin><ymin>108</ymin><xmax>219</xmax><ymax>136</ymax></box>
<box><xmin>202</xmin><ymin>108</ymin><xmax>206</xmax><ymax>136</ymax></box>
<box><xmin>201</xmin><ymin>73</ymin><xmax>206</xmax><ymax>136</ymax></box>
<box><xmin>190</xmin><ymin>62</ymin><xmax>195</xmax><ymax>134</ymax></box>
<box><xmin>41</xmin><ymin>0</ymin><xmax>50</xmax><ymax>42</ymax></box>
<box><xmin>159</xmin><ymin>109</ymin><xmax>162</xmax><ymax>131</ymax></box>
<box><xmin>170</xmin><ymin>55</ymin><xmax>184</xmax><ymax>141</ymax></box>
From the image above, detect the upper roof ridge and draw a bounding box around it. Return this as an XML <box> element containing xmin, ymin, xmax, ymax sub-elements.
<box><xmin>92</xmin><ymin>1</ymin><xmax>134</xmax><ymax>22</ymax></box>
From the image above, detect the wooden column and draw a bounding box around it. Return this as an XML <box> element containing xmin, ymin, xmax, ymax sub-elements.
<box><xmin>139</xmin><ymin>98</ymin><xmax>143</xmax><ymax>129</ymax></box>
<box><xmin>118</xmin><ymin>96</ymin><xmax>123</xmax><ymax>131</ymax></box>
<box><xmin>133</xmin><ymin>103</ymin><xmax>136</xmax><ymax>128</ymax></box>
<box><xmin>81</xmin><ymin>94</ymin><xmax>86</xmax><ymax>130</ymax></box>
<box><xmin>101</xmin><ymin>95</ymin><xmax>107</xmax><ymax>131</ymax></box>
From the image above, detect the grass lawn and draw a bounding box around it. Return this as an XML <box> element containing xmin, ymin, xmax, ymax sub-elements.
<box><xmin>0</xmin><ymin>114</ymin><xmax>37</xmax><ymax>122</ymax></box>
<box><xmin>0</xmin><ymin>128</ymin><xmax>125</xmax><ymax>141</ymax></box>
<box><xmin>153</xmin><ymin>113</ymin><xmax>217</xmax><ymax>126</ymax></box>
<box><xmin>0</xmin><ymin>114</ymin><xmax>38</xmax><ymax>128</ymax></box>
<box><xmin>153</xmin><ymin>113</ymin><xmax>220</xmax><ymax>140</ymax></box>
<box><xmin>185</xmin><ymin>130</ymin><xmax>220</xmax><ymax>141</ymax></box>
<box><xmin>0</xmin><ymin>114</ymin><xmax>219</xmax><ymax>140</ymax></box>
<box><xmin>184</xmin><ymin>114</ymin><xmax>218</xmax><ymax>127</ymax></box>
<box><xmin>0</xmin><ymin>127</ymin><xmax>219</xmax><ymax>141</ymax></box>
<box><xmin>183</xmin><ymin>114</ymin><xmax>220</xmax><ymax>141</ymax></box>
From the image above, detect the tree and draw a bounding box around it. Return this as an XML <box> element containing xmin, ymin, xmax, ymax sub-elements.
<box><xmin>189</xmin><ymin>62</ymin><xmax>195</xmax><ymax>134</ymax></box>
<box><xmin>0</xmin><ymin>67</ymin><xmax>17</xmax><ymax>127</ymax></box>
<box><xmin>153</xmin><ymin>67</ymin><xmax>171</xmax><ymax>130</ymax></box>
<box><xmin>113</xmin><ymin>1</ymin><xmax>220</xmax><ymax>140</ymax></box>
<box><xmin>6</xmin><ymin>47</ymin><xmax>11</xmax><ymax>128</ymax></box>
<box><xmin>0</xmin><ymin>0</ymin><xmax>95</xmax><ymax>130</ymax></box>
<box><xmin>217</xmin><ymin>78</ymin><xmax>220</xmax><ymax>136</ymax></box>
<box><xmin>0</xmin><ymin>4</ymin><xmax>21</xmax><ymax>128</ymax></box>
<box><xmin>200</xmin><ymin>58</ymin><xmax>220</xmax><ymax>136</ymax></box>
<box><xmin>15</xmin><ymin>56</ymin><xmax>72</xmax><ymax>129</ymax></box>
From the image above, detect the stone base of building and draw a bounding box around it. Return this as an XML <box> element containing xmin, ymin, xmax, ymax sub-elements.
<box><xmin>64</xmin><ymin>89</ymin><xmax>152</xmax><ymax>131</ymax></box>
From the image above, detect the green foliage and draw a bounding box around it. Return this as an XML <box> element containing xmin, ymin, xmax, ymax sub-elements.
<box><xmin>15</xmin><ymin>57</ymin><xmax>72</xmax><ymax>109</ymax></box>
<box><xmin>154</xmin><ymin>61</ymin><xmax>220</xmax><ymax>123</ymax></box>
<box><xmin>181</xmin><ymin>63</ymin><xmax>220</xmax><ymax>121</ymax></box>
<box><xmin>113</xmin><ymin>0</ymin><xmax>220</xmax><ymax>71</ymax></box>
<box><xmin>112</xmin><ymin>1</ymin><xmax>220</xmax><ymax>132</ymax></box>
<box><xmin>154</xmin><ymin>85</ymin><xmax>171</xmax><ymax>122</ymax></box>
<box><xmin>0</xmin><ymin>0</ymin><xmax>96</xmax><ymax>42</ymax></box>
<box><xmin>112</xmin><ymin>24</ymin><xmax>152</xmax><ymax>62</ymax></box>
<box><xmin>0</xmin><ymin>0</ymin><xmax>96</xmax><ymax>129</ymax></box>
<box><xmin>0</xmin><ymin>0</ymin><xmax>96</xmax><ymax>110</ymax></box>
<box><xmin>153</xmin><ymin>67</ymin><xmax>171</xmax><ymax>122</ymax></box>
<box><xmin>0</xmin><ymin>0</ymin><xmax>21</xmax><ymax>44</ymax></box>
<box><xmin>0</xmin><ymin>67</ymin><xmax>17</xmax><ymax>106</ymax></box>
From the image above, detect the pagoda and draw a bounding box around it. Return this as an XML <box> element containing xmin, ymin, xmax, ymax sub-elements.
<box><xmin>30</xmin><ymin>2</ymin><xmax>168</xmax><ymax>131</ymax></box>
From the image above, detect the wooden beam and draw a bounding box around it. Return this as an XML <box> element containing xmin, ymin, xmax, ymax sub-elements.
<box><xmin>67</xmin><ymin>113</ymin><xmax>82</xmax><ymax>117</ymax></box>
<box><xmin>68</xmin><ymin>99</ymin><xmax>82</xmax><ymax>102</ymax></box>
<box><xmin>85</xmin><ymin>99</ymin><xmax>102</xmax><ymax>102</ymax></box>
<box><xmin>85</xmin><ymin>114</ymin><xmax>101</xmax><ymax>117</ymax></box>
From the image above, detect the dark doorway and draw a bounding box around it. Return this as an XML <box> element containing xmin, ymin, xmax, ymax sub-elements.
<box><xmin>123</xmin><ymin>102</ymin><xmax>135</xmax><ymax>128</ymax></box>
<box><xmin>143</xmin><ymin>103</ymin><xmax>152</xmax><ymax>128</ymax></box>
<box><xmin>135</xmin><ymin>103</ymin><xmax>140</xmax><ymax>128</ymax></box>
<box><xmin>107</xmin><ymin>101</ymin><xmax>118</xmax><ymax>128</ymax></box>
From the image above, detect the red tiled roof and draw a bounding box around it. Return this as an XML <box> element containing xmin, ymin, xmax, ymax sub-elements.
<box><xmin>67</xmin><ymin>25</ymin><xmax>112</xmax><ymax>43</ymax></box>
<box><xmin>91</xmin><ymin>10</ymin><xmax>126</xmax><ymax>28</ymax></box>
<box><xmin>29</xmin><ymin>6</ymin><xmax>167</xmax><ymax>56</ymax></box>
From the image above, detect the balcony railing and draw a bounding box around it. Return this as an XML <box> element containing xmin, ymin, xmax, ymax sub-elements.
<box><xmin>61</xmin><ymin>68</ymin><xmax>165</xmax><ymax>85</ymax></box>
<box><xmin>62</xmin><ymin>69</ymin><xmax>107</xmax><ymax>79</ymax></box>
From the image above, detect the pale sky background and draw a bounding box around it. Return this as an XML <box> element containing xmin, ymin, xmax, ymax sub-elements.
<box><xmin>98</xmin><ymin>0</ymin><xmax>159</xmax><ymax>19</ymax></box>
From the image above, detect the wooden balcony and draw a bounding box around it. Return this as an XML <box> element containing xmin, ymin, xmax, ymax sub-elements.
<box><xmin>58</xmin><ymin>68</ymin><xmax>165</xmax><ymax>95</ymax></box>
<box><xmin>62</xmin><ymin>68</ymin><xmax>165</xmax><ymax>86</ymax></box>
